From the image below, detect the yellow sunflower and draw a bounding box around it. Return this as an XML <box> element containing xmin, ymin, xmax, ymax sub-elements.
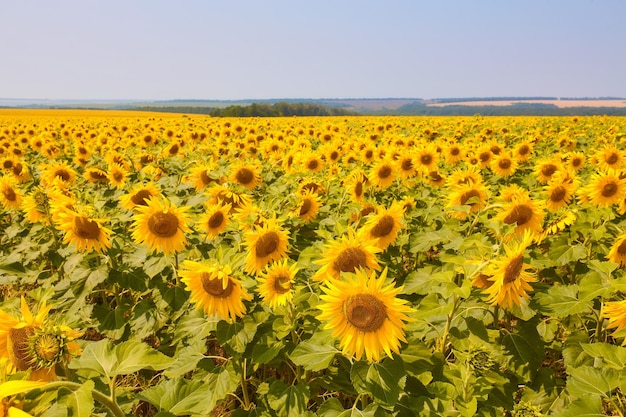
<box><xmin>294</xmin><ymin>189</ymin><xmax>321</xmax><ymax>223</ymax></box>
<box><xmin>345</xmin><ymin>171</ymin><xmax>368</xmax><ymax>203</ymax></box>
<box><xmin>513</xmin><ymin>141</ymin><xmax>534</xmax><ymax>163</ymax></box>
<box><xmin>313</xmin><ymin>228</ymin><xmax>381</xmax><ymax>282</ymax></box>
<box><xmin>369</xmin><ymin>158</ymin><xmax>396</xmax><ymax>189</ymax></box>
<box><xmin>566</xmin><ymin>151</ymin><xmax>586</xmax><ymax>172</ymax></box>
<box><xmin>256</xmin><ymin>260</ymin><xmax>298</xmax><ymax>309</ymax></box>
<box><xmin>0</xmin><ymin>297</ymin><xmax>82</xmax><ymax>381</ymax></box>
<box><xmin>446</xmin><ymin>182</ymin><xmax>489</xmax><ymax>220</ymax></box>
<box><xmin>54</xmin><ymin>208</ymin><xmax>112</xmax><ymax>254</ymax></box>
<box><xmin>230</xmin><ymin>162</ymin><xmax>262</xmax><ymax>190</ymax></box>
<box><xmin>0</xmin><ymin>176</ymin><xmax>22</xmax><ymax>210</ymax></box>
<box><xmin>443</xmin><ymin>143</ymin><xmax>465</xmax><ymax>166</ymax></box>
<box><xmin>197</xmin><ymin>202</ymin><xmax>231</xmax><ymax>239</ymax></box>
<box><xmin>607</xmin><ymin>232</ymin><xmax>626</xmax><ymax>267</ymax></box>
<box><xmin>414</xmin><ymin>145</ymin><xmax>439</xmax><ymax>174</ymax></box>
<box><xmin>483</xmin><ymin>232</ymin><xmax>536</xmax><ymax>309</ymax></box>
<box><xmin>358</xmin><ymin>202</ymin><xmax>404</xmax><ymax>249</ymax></box>
<box><xmin>580</xmin><ymin>170</ymin><xmax>626</xmax><ymax>208</ymax></box>
<box><xmin>38</xmin><ymin>161</ymin><xmax>77</xmax><ymax>187</ymax></box>
<box><xmin>595</xmin><ymin>145</ymin><xmax>623</xmax><ymax>171</ymax></box>
<box><xmin>107</xmin><ymin>163</ymin><xmax>128</xmax><ymax>188</ymax></box>
<box><xmin>318</xmin><ymin>267</ymin><xmax>414</xmax><ymax>362</ymax></box>
<box><xmin>496</xmin><ymin>195</ymin><xmax>545</xmax><ymax>238</ymax></box>
<box><xmin>544</xmin><ymin>177</ymin><xmax>576</xmax><ymax>212</ymax></box>
<box><xmin>83</xmin><ymin>167</ymin><xmax>109</xmax><ymax>184</ymax></box>
<box><xmin>21</xmin><ymin>189</ymin><xmax>49</xmax><ymax>225</ymax></box>
<box><xmin>119</xmin><ymin>182</ymin><xmax>162</xmax><ymax>211</ymax></box>
<box><xmin>130</xmin><ymin>196</ymin><xmax>191</xmax><ymax>255</ymax></box>
<box><xmin>179</xmin><ymin>260</ymin><xmax>251</xmax><ymax>321</ymax></box>
<box><xmin>603</xmin><ymin>300</ymin><xmax>626</xmax><ymax>344</ymax></box>
<box><xmin>490</xmin><ymin>152</ymin><xmax>518</xmax><ymax>177</ymax></box>
<box><xmin>539</xmin><ymin>209</ymin><xmax>577</xmax><ymax>241</ymax></box>
<box><xmin>533</xmin><ymin>158</ymin><xmax>562</xmax><ymax>184</ymax></box>
<box><xmin>186</xmin><ymin>163</ymin><xmax>222</xmax><ymax>191</ymax></box>
<box><xmin>243</xmin><ymin>218</ymin><xmax>290</xmax><ymax>275</ymax></box>
<box><xmin>205</xmin><ymin>183</ymin><xmax>252</xmax><ymax>214</ymax></box>
<box><xmin>395</xmin><ymin>153</ymin><xmax>417</xmax><ymax>179</ymax></box>
<box><xmin>0</xmin><ymin>380</ymin><xmax>46</xmax><ymax>417</ymax></box>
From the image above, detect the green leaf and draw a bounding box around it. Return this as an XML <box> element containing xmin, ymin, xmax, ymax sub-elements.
<box><xmin>291</xmin><ymin>336</ymin><xmax>340</xmax><ymax>371</ymax></box>
<box><xmin>567</xmin><ymin>366</ymin><xmax>626</xmax><ymax>398</ymax></box>
<box><xmin>551</xmin><ymin>395</ymin><xmax>604</xmax><ymax>417</ymax></box>
<box><xmin>534</xmin><ymin>284</ymin><xmax>591</xmax><ymax>318</ymax></box>
<box><xmin>267</xmin><ymin>380</ymin><xmax>310</xmax><ymax>417</ymax></box>
<box><xmin>580</xmin><ymin>342</ymin><xmax>626</xmax><ymax>370</ymax></box>
<box><xmin>163</xmin><ymin>340</ymin><xmax>207</xmax><ymax>378</ymax></box>
<box><xmin>401</xmin><ymin>266</ymin><xmax>457</xmax><ymax>297</ymax></box>
<box><xmin>501</xmin><ymin>320</ymin><xmax>544</xmax><ymax>381</ymax></box>
<box><xmin>68</xmin><ymin>339</ymin><xmax>175</xmax><ymax>379</ymax></box>
<box><xmin>350</xmin><ymin>356</ymin><xmax>406</xmax><ymax>410</ymax></box>
<box><xmin>138</xmin><ymin>377</ymin><xmax>213</xmax><ymax>416</ymax></box>
<box><xmin>216</xmin><ymin>315</ymin><xmax>258</xmax><ymax>355</ymax></box>
<box><xmin>56</xmin><ymin>380</ymin><xmax>95</xmax><ymax>417</ymax></box>
<box><xmin>547</xmin><ymin>242</ymin><xmax>587</xmax><ymax>266</ymax></box>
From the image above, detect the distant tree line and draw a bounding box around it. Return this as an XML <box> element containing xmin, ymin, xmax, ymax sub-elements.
<box><xmin>392</xmin><ymin>102</ymin><xmax>626</xmax><ymax>116</ymax></box>
<box><xmin>131</xmin><ymin>102</ymin><xmax>357</xmax><ymax>117</ymax></box>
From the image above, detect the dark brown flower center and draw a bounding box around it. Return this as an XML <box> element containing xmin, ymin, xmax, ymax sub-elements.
<box><xmin>201</xmin><ymin>274</ymin><xmax>234</xmax><ymax>298</ymax></box>
<box><xmin>503</xmin><ymin>204</ymin><xmax>533</xmax><ymax>226</ymax></box>
<box><xmin>498</xmin><ymin>158</ymin><xmax>512</xmax><ymax>170</ymax></box>
<box><xmin>518</xmin><ymin>145</ymin><xmax>530</xmax><ymax>156</ymax></box>
<box><xmin>618</xmin><ymin>240</ymin><xmax>626</xmax><ymax>255</ymax></box>
<box><xmin>3</xmin><ymin>187</ymin><xmax>16</xmax><ymax>202</ymax></box>
<box><xmin>420</xmin><ymin>154</ymin><xmax>433</xmax><ymax>165</ymax></box>
<box><xmin>503</xmin><ymin>255</ymin><xmax>524</xmax><ymax>283</ymax></box>
<box><xmin>460</xmin><ymin>189</ymin><xmax>481</xmax><ymax>206</ymax></box>
<box><xmin>572</xmin><ymin>157</ymin><xmax>582</xmax><ymax>167</ymax></box>
<box><xmin>602</xmin><ymin>182</ymin><xmax>618</xmax><ymax>198</ymax></box>
<box><xmin>541</xmin><ymin>164</ymin><xmax>557</xmax><ymax>177</ymax></box>
<box><xmin>74</xmin><ymin>216</ymin><xmax>101</xmax><ymax>239</ymax></box>
<box><xmin>299</xmin><ymin>199</ymin><xmax>312</xmax><ymax>216</ymax></box>
<box><xmin>255</xmin><ymin>231</ymin><xmax>279</xmax><ymax>258</ymax></box>
<box><xmin>89</xmin><ymin>170</ymin><xmax>108</xmax><ymax>182</ymax></box>
<box><xmin>332</xmin><ymin>247</ymin><xmax>367</xmax><ymax>274</ymax></box>
<box><xmin>451</xmin><ymin>147</ymin><xmax>460</xmax><ymax>156</ymax></box>
<box><xmin>235</xmin><ymin>168</ymin><xmax>254</xmax><ymax>185</ymax></box>
<box><xmin>370</xmin><ymin>215</ymin><xmax>395</xmax><ymax>238</ymax></box>
<box><xmin>200</xmin><ymin>170</ymin><xmax>214</xmax><ymax>186</ymax></box>
<box><xmin>377</xmin><ymin>166</ymin><xmax>391</xmax><ymax>179</ymax></box>
<box><xmin>550</xmin><ymin>186</ymin><xmax>567</xmax><ymax>202</ymax></box>
<box><xmin>148</xmin><ymin>212</ymin><xmax>179</xmax><ymax>238</ymax></box>
<box><xmin>307</xmin><ymin>159</ymin><xmax>319</xmax><ymax>170</ymax></box>
<box><xmin>354</xmin><ymin>181</ymin><xmax>363</xmax><ymax>197</ymax></box>
<box><xmin>131</xmin><ymin>190</ymin><xmax>153</xmax><ymax>206</ymax></box>
<box><xmin>401</xmin><ymin>158</ymin><xmax>413</xmax><ymax>171</ymax></box>
<box><xmin>208</xmin><ymin>211</ymin><xmax>225</xmax><ymax>228</ymax></box>
<box><xmin>344</xmin><ymin>294</ymin><xmax>387</xmax><ymax>332</ymax></box>
<box><xmin>479</xmin><ymin>152</ymin><xmax>491</xmax><ymax>162</ymax></box>
<box><xmin>273</xmin><ymin>275</ymin><xmax>291</xmax><ymax>294</ymax></box>
<box><xmin>8</xmin><ymin>326</ymin><xmax>35</xmax><ymax>371</ymax></box>
<box><xmin>54</xmin><ymin>169</ymin><xmax>71</xmax><ymax>181</ymax></box>
<box><xmin>606</xmin><ymin>153</ymin><xmax>619</xmax><ymax>165</ymax></box>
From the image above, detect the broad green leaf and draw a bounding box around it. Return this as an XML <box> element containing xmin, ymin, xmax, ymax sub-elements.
<box><xmin>56</xmin><ymin>380</ymin><xmax>95</xmax><ymax>417</ymax></box>
<box><xmin>547</xmin><ymin>242</ymin><xmax>586</xmax><ymax>266</ymax></box>
<box><xmin>216</xmin><ymin>315</ymin><xmax>258</xmax><ymax>355</ymax></box>
<box><xmin>551</xmin><ymin>394</ymin><xmax>603</xmax><ymax>417</ymax></box>
<box><xmin>318</xmin><ymin>398</ymin><xmax>345</xmax><ymax>417</ymax></box>
<box><xmin>291</xmin><ymin>338</ymin><xmax>340</xmax><ymax>371</ymax></box>
<box><xmin>163</xmin><ymin>340</ymin><xmax>207</xmax><ymax>378</ymax></box>
<box><xmin>567</xmin><ymin>366</ymin><xmax>626</xmax><ymax>398</ymax></box>
<box><xmin>138</xmin><ymin>377</ymin><xmax>214</xmax><ymax>416</ymax></box>
<box><xmin>534</xmin><ymin>284</ymin><xmax>591</xmax><ymax>318</ymax></box>
<box><xmin>580</xmin><ymin>342</ymin><xmax>626</xmax><ymax>369</ymax></box>
<box><xmin>401</xmin><ymin>266</ymin><xmax>456</xmax><ymax>296</ymax></box>
<box><xmin>501</xmin><ymin>320</ymin><xmax>544</xmax><ymax>381</ymax></box>
<box><xmin>68</xmin><ymin>339</ymin><xmax>175</xmax><ymax>379</ymax></box>
<box><xmin>267</xmin><ymin>380</ymin><xmax>310</xmax><ymax>417</ymax></box>
<box><xmin>350</xmin><ymin>356</ymin><xmax>406</xmax><ymax>410</ymax></box>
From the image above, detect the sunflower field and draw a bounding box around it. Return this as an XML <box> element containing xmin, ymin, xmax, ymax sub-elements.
<box><xmin>2</xmin><ymin>109</ymin><xmax>626</xmax><ymax>416</ymax></box>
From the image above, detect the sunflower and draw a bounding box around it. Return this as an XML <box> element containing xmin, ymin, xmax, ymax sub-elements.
<box><xmin>369</xmin><ymin>158</ymin><xmax>396</xmax><ymax>189</ymax></box>
<box><xmin>179</xmin><ymin>260</ymin><xmax>251</xmax><ymax>321</ymax></box>
<box><xmin>10</xmin><ymin>160</ymin><xmax>30</xmax><ymax>183</ymax></box>
<box><xmin>476</xmin><ymin>147</ymin><xmax>493</xmax><ymax>168</ymax></box>
<box><xmin>21</xmin><ymin>189</ymin><xmax>49</xmax><ymax>224</ymax></box>
<box><xmin>301</xmin><ymin>152</ymin><xmax>325</xmax><ymax>174</ymax></box>
<box><xmin>318</xmin><ymin>267</ymin><xmax>414</xmax><ymax>362</ymax></box>
<box><xmin>595</xmin><ymin>145</ymin><xmax>624</xmax><ymax>171</ymax></box>
<box><xmin>490</xmin><ymin>152</ymin><xmax>517</xmax><ymax>177</ymax></box>
<box><xmin>513</xmin><ymin>141</ymin><xmax>534</xmax><ymax>163</ymax></box>
<box><xmin>83</xmin><ymin>167</ymin><xmax>109</xmax><ymax>184</ymax></box>
<box><xmin>197</xmin><ymin>202</ymin><xmax>231</xmax><ymax>239</ymax></box>
<box><xmin>0</xmin><ymin>176</ymin><xmax>22</xmax><ymax>210</ymax></box>
<box><xmin>580</xmin><ymin>170</ymin><xmax>626</xmax><ymax>208</ymax></box>
<box><xmin>345</xmin><ymin>171</ymin><xmax>368</xmax><ymax>203</ymax></box>
<box><xmin>482</xmin><ymin>232</ymin><xmax>536</xmax><ymax>309</ymax></box>
<box><xmin>414</xmin><ymin>145</ymin><xmax>439</xmax><ymax>174</ymax></box>
<box><xmin>230</xmin><ymin>162</ymin><xmax>262</xmax><ymax>190</ymax></box>
<box><xmin>313</xmin><ymin>228</ymin><xmax>381</xmax><ymax>282</ymax></box>
<box><xmin>243</xmin><ymin>218</ymin><xmax>290</xmax><ymax>275</ymax></box>
<box><xmin>130</xmin><ymin>196</ymin><xmax>191</xmax><ymax>255</ymax></box>
<box><xmin>543</xmin><ymin>176</ymin><xmax>576</xmax><ymax>212</ymax></box>
<box><xmin>396</xmin><ymin>153</ymin><xmax>417</xmax><ymax>179</ymax></box>
<box><xmin>107</xmin><ymin>163</ymin><xmax>128</xmax><ymax>188</ymax></box>
<box><xmin>294</xmin><ymin>189</ymin><xmax>321</xmax><ymax>223</ymax></box>
<box><xmin>539</xmin><ymin>209</ymin><xmax>577</xmax><ymax>240</ymax></box>
<box><xmin>205</xmin><ymin>183</ymin><xmax>252</xmax><ymax>214</ymax></box>
<box><xmin>119</xmin><ymin>182</ymin><xmax>162</xmax><ymax>211</ymax></box>
<box><xmin>443</xmin><ymin>143</ymin><xmax>464</xmax><ymax>166</ymax></box>
<box><xmin>54</xmin><ymin>208</ymin><xmax>112</xmax><ymax>254</ymax></box>
<box><xmin>607</xmin><ymin>232</ymin><xmax>626</xmax><ymax>267</ymax></box>
<box><xmin>359</xmin><ymin>202</ymin><xmax>404</xmax><ymax>249</ymax></box>
<box><xmin>567</xmin><ymin>151</ymin><xmax>586</xmax><ymax>172</ymax></box>
<box><xmin>496</xmin><ymin>195</ymin><xmax>545</xmax><ymax>238</ymax></box>
<box><xmin>0</xmin><ymin>297</ymin><xmax>82</xmax><ymax>381</ymax></box>
<box><xmin>533</xmin><ymin>159</ymin><xmax>562</xmax><ymax>184</ymax></box>
<box><xmin>446</xmin><ymin>181</ymin><xmax>489</xmax><ymax>220</ymax></box>
<box><xmin>0</xmin><ymin>380</ymin><xmax>46</xmax><ymax>417</ymax></box>
<box><xmin>38</xmin><ymin>161</ymin><xmax>77</xmax><ymax>187</ymax></box>
<box><xmin>603</xmin><ymin>300</ymin><xmax>626</xmax><ymax>344</ymax></box>
<box><xmin>186</xmin><ymin>163</ymin><xmax>221</xmax><ymax>191</ymax></box>
<box><xmin>256</xmin><ymin>260</ymin><xmax>298</xmax><ymax>309</ymax></box>
<box><xmin>447</xmin><ymin>166</ymin><xmax>483</xmax><ymax>187</ymax></box>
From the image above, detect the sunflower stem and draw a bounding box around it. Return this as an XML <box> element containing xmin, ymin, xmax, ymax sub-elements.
<box><xmin>240</xmin><ymin>358</ymin><xmax>251</xmax><ymax>410</ymax></box>
<box><xmin>38</xmin><ymin>381</ymin><xmax>125</xmax><ymax>417</ymax></box>
<box><xmin>439</xmin><ymin>295</ymin><xmax>461</xmax><ymax>356</ymax></box>
<box><xmin>594</xmin><ymin>303</ymin><xmax>604</xmax><ymax>343</ymax></box>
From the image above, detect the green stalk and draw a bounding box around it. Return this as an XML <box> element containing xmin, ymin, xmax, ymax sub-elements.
<box><xmin>240</xmin><ymin>358</ymin><xmax>251</xmax><ymax>410</ymax></box>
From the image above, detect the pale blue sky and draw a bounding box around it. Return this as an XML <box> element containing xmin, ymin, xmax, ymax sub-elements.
<box><xmin>1</xmin><ymin>1</ymin><xmax>624</xmax><ymax>100</ymax></box>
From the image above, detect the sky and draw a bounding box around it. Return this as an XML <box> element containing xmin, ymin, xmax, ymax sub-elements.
<box><xmin>1</xmin><ymin>0</ymin><xmax>625</xmax><ymax>101</ymax></box>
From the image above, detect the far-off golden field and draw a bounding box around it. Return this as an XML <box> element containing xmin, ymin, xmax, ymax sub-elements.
<box><xmin>2</xmin><ymin>109</ymin><xmax>626</xmax><ymax>416</ymax></box>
